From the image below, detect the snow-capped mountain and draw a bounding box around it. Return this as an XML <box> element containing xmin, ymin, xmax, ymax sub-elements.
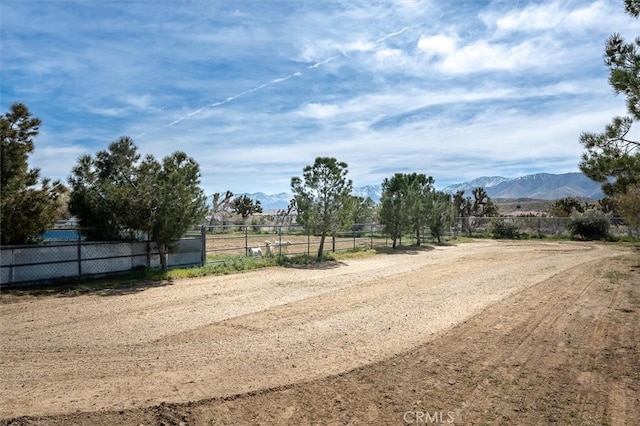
<box><xmin>235</xmin><ymin>192</ymin><xmax>293</xmax><ymax>210</ymax></box>
<box><xmin>352</xmin><ymin>185</ymin><xmax>382</xmax><ymax>203</ymax></box>
<box><xmin>441</xmin><ymin>176</ymin><xmax>511</xmax><ymax>194</ymax></box>
<box><xmin>234</xmin><ymin>186</ymin><xmax>383</xmax><ymax>210</ymax></box>
<box><xmin>219</xmin><ymin>173</ymin><xmax>603</xmax><ymax>210</ymax></box>
<box><xmin>442</xmin><ymin>173</ymin><xmax>603</xmax><ymax>200</ymax></box>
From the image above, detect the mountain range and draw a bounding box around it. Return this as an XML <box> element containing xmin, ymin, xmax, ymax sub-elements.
<box><xmin>442</xmin><ymin>172</ymin><xmax>604</xmax><ymax>200</ymax></box>
<box><xmin>235</xmin><ymin>172</ymin><xmax>603</xmax><ymax>210</ymax></box>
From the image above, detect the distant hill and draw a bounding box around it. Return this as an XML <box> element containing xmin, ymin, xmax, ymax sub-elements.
<box><xmin>228</xmin><ymin>173</ymin><xmax>603</xmax><ymax>210</ymax></box>
<box><xmin>235</xmin><ymin>186</ymin><xmax>383</xmax><ymax>210</ymax></box>
<box><xmin>440</xmin><ymin>176</ymin><xmax>511</xmax><ymax>194</ymax></box>
<box><xmin>238</xmin><ymin>192</ymin><xmax>293</xmax><ymax>210</ymax></box>
<box><xmin>352</xmin><ymin>185</ymin><xmax>382</xmax><ymax>202</ymax></box>
<box><xmin>442</xmin><ymin>172</ymin><xmax>603</xmax><ymax>200</ymax></box>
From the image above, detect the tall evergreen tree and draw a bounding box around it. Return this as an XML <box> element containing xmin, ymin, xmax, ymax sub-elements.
<box><xmin>69</xmin><ymin>137</ymin><xmax>207</xmax><ymax>269</ymax></box>
<box><xmin>68</xmin><ymin>137</ymin><xmax>140</xmax><ymax>240</ymax></box>
<box><xmin>291</xmin><ymin>157</ymin><xmax>352</xmax><ymax>261</ymax></box>
<box><xmin>579</xmin><ymin>0</ymin><xmax>640</xmax><ymax>196</ymax></box>
<box><xmin>379</xmin><ymin>173</ymin><xmax>437</xmax><ymax>247</ymax></box>
<box><xmin>1</xmin><ymin>103</ymin><xmax>66</xmax><ymax>244</ymax></box>
<box><xmin>347</xmin><ymin>195</ymin><xmax>376</xmax><ymax>231</ymax></box>
<box><xmin>616</xmin><ymin>183</ymin><xmax>640</xmax><ymax>235</ymax></box>
<box><xmin>136</xmin><ymin>152</ymin><xmax>208</xmax><ymax>269</ymax></box>
<box><xmin>428</xmin><ymin>191</ymin><xmax>455</xmax><ymax>243</ymax></box>
<box><xmin>406</xmin><ymin>173</ymin><xmax>435</xmax><ymax>246</ymax></box>
<box><xmin>379</xmin><ymin>173</ymin><xmax>410</xmax><ymax>248</ymax></box>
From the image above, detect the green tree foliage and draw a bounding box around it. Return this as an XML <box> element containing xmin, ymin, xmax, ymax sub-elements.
<box><xmin>616</xmin><ymin>183</ymin><xmax>640</xmax><ymax>234</ymax></box>
<box><xmin>490</xmin><ymin>220</ymin><xmax>520</xmax><ymax>239</ymax></box>
<box><xmin>275</xmin><ymin>198</ymin><xmax>296</xmax><ymax>226</ymax></box>
<box><xmin>136</xmin><ymin>152</ymin><xmax>208</xmax><ymax>268</ymax></box>
<box><xmin>471</xmin><ymin>187</ymin><xmax>499</xmax><ymax>217</ymax></box>
<box><xmin>347</xmin><ymin>195</ymin><xmax>376</xmax><ymax>231</ymax></box>
<box><xmin>428</xmin><ymin>191</ymin><xmax>456</xmax><ymax>243</ymax></box>
<box><xmin>453</xmin><ymin>190</ymin><xmax>472</xmax><ymax>217</ymax></box>
<box><xmin>69</xmin><ymin>137</ymin><xmax>207</xmax><ymax>269</ymax></box>
<box><xmin>379</xmin><ymin>173</ymin><xmax>411</xmax><ymax>248</ymax></box>
<box><xmin>1</xmin><ymin>103</ymin><xmax>67</xmax><ymax>244</ymax></box>
<box><xmin>568</xmin><ymin>209</ymin><xmax>611</xmax><ymax>240</ymax></box>
<box><xmin>406</xmin><ymin>174</ymin><xmax>435</xmax><ymax>246</ymax></box>
<box><xmin>379</xmin><ymin>173</ymin><xmax>440</xmax><ymax>247</ymax></box>
<box><xmin>291</xmin><ymin>157</ymin><xmax>352</xmax><ymax>261</ymax></box>
<box><xmin>549</xmin><ymin>197</ymin><xmax>587</xmax><ymax>217</ymax></box>
<box><xmin>68</xmin><ymin>137</ymin><xmax>141</xmax><ymax>240</ymax></box>
<box><xmin>231</xmin><ymin>195</ymin><xmax>263</xmax><ymax>223</ymax></box>
<box><xmin>453</xmin><ymin>187</ymin><xmax>498</xmax><ymax>217</ymax></box>
<box><xmin>580</xmin><ymin>1</ymin><xmax>640</xmax><ymax>196</ymax></box>
<box><xmin>597</xmin><ymin>196</ymin><xmax>618</xmax><ymax>215</ymax></box>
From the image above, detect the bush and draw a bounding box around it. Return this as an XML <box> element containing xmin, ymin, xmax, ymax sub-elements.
<box><xmin>568</xmin><ymin>209</ymin><xmax>610</xmax><ymax>240</ymax></box>
<box><xmin>490</xmin><ymin>220</ymin><xmax>520</xmax><ymax>239</ymax></box>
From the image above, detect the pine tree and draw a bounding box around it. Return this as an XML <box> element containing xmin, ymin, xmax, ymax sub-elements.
<box><xmin>1</xmin><ymin>103</ymin><xmax>66</xmax><ymax>244</ymax></box>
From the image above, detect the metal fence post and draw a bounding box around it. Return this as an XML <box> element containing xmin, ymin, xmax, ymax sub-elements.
<box><xmin>201</xmin><ymin>226</ymin><xmax>206</xmax><ymax>266</ymax></box>
<box><xmin>77</xmin><ymin>230</ymin><xmax>82</xmax><ymax>277</ymax></box>
<box><xmin>537</xmin><ymin>217</ymin><xmax>541</xmax><ymax>238</ymax></box>
<box><xmin>245</xmin><ymin>225</ymin><xmax>248</xmax><ymax>256</ymax></box>
<box><xmin>370</xmin><ymin>223</ymin><xmax>373</xmax><ymax>249</ymax></box>
<box><xmin>353</xmin><ymin>227</ymin><xmax>356</xmax><ymax>250</ymax></box>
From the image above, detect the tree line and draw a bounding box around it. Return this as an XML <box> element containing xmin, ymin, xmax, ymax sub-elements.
<box><xmin>2</xmin><ymin>101</ymin><xmax>637</xmax><ymax>265</ymax></box>
<box><xmin>0</xmin><ymin>104</ymin><xmax>496</xmax><ymax>263</ymax></box>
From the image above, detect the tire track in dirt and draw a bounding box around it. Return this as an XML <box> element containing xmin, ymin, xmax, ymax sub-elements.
<box><xmin>1</xmin><ymin>241</ymin><xmax>635</xmax><ymax>425</ymax></box>
<box><xmin>120</xmin><ymin>250</ymin><xmax>638</xmax><ymax>426</ymax></box>
<box><xmin>459</xmin><ymin>270</ymin><xmax>602</xmax><ymax>423</ymax></box>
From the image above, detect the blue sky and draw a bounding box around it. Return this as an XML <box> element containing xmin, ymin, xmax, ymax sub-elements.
<box><xmin>1</xmin><ymin>0</ymin><xmax>636</xmax><ymax>195</ymax></box>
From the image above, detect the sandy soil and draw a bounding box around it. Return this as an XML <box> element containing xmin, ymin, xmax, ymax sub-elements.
<box><xmin>1</xmin><ymin>240</ymin><xmax>638</xmax><ymax>425</ymax></box>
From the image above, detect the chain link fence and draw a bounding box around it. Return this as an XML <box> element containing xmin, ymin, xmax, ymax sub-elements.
<box><xmin>3</xmin><ymin>217</ymin><xmax>636</xmax><ymax>288</ymax></box>
<box><xmin>202</xmin><ymin>223</ymin><xmax>387</xmax><ymax>262</ymax></box>
<box><xmin>1</xmin><ymin>228</ymin><xmax>203</xmax><ymax>288</ymax></box>
<box><xmin>453</xmin><ymin>216</ymin><xmax>638</xmax><ymax>238</ymax></box>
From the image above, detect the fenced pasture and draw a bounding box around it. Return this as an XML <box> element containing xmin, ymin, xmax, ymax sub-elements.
<box><xmin>202</xmin><ymin>223</ymin><xmax>386</xmax><ymax>261</ymax></box>
<box><xmin>2</xmin><ymin>216</ymin><xmax>636</xmax><ymax>288</ymax></box>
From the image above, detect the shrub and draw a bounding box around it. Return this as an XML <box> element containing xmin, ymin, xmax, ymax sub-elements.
<box><xmin>568</xmin><ymin>209</ymin><xmax>610</xmax><ymax>240</ymax></box>
<box><xmin>490</xmin><ymin>220</ymin><xmax>520</xmax><ymax>239</ymax></box>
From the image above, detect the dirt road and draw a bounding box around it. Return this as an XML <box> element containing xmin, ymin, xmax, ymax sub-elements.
<box><xmin>1</xmin><ymin>240</ymin><xmax>638</xmax><ymax>425</ymax></box>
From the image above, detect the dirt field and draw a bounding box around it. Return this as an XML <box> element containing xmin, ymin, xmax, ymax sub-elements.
<box><xmin>1</xmin><ymin>240</ymin><xmax>638</xmax><ymax>425</ymax></box>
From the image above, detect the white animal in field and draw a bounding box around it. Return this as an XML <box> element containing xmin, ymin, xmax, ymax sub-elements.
<box><xmin>248</xmin><ymin>247</ymin><xmax>263</xmax><ymax>257</ymax></box>
<box><xmin>263</xmin><ymin>241</ymin><xmax>273</xmax><ymax>256</ymax></box>
<box><xmin>270</xmin><ymin>240</ymin><xmax>292</xmax><ymax>253</ymax></box>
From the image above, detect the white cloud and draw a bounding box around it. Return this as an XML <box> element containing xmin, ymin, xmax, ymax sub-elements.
<box><xmin>298</xmin><ymin>102</ymin><xmax>341</xmax><ymax>120</ymax></box>
<box><xmin>437</xmin><ymin>39</ymin><xmax>544</xmax><ymax>74</ymax></box>
<box><xmin>489</xmin><ymin>0</ymin><xmax>613</xmax><ymax>35</ymax></box>
<box><xmin>3</xmin><ymin>0</ymin><xmax>634</xmax><ymax>195</ymax></box>
<box><xmin>417</xmin><ymin>34</ymin><xmax>457</xmax><ymax>57</ymax></box>
<box><xmin>343</xmin><ymin>40</ymin><xmax>376</xmax><ymax>53</ymax></box>
<box><xmin>492</xmin><ymin>2</ymin><xmax>564</xmax><ymax>33</ymax></box>
<box><xmin>374</xmin><ymin>48</ymin><xmax>406</xmax><ymax>66</ymax></box>
<box><xmin>123</xmin><ymin>94</ymin><xmax>153</xmax><ymax>110</ymax></box>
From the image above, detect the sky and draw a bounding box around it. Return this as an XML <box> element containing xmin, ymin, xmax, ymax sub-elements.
<box><xmin>1</xmin><ymin>0</ymin><xmax>637</xmax><ymax>196</ymax></box>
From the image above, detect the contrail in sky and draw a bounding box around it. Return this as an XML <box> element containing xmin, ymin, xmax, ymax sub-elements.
<box><xmin>375</xmin><ymin>26</ymin><xmax>409</xmax><ymax>43</ymax></box>
<box><xmin>138</xmin><ymin>26</ymin><xmax>413</xmax><ymax>138</ymax></box>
